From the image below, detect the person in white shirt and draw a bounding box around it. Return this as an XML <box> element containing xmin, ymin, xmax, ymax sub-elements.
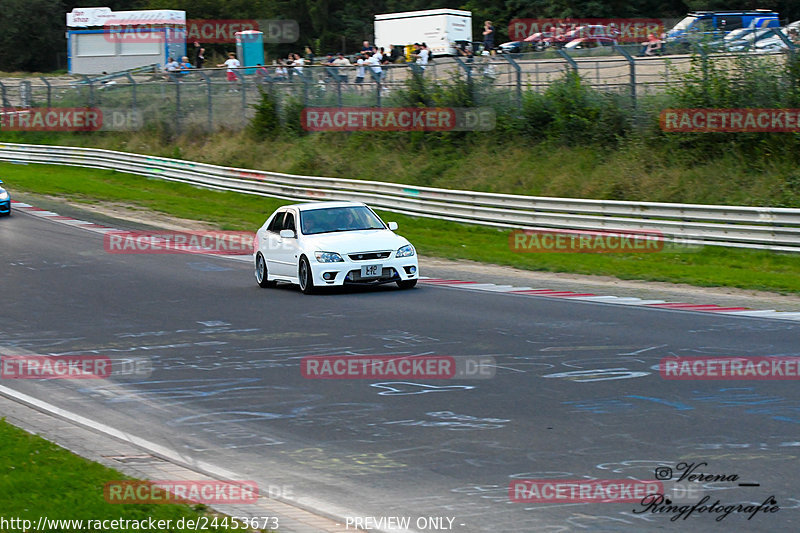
<box><xmin>365</xmin><ymin>52</ymin><xmax>382</xmax><ymax>82</ymax></box>
<box><xmin>355</xmin><ymin>54</ymin><xmax>366</xmax><ymax>84</ymax></box>
<box><xmin>292</xmin><ymin>53</ymin><xmax>305</xmax><ymax>80</ymax></box>
<box><xmin>417</xmin><ymin>45</ymin><xmax>430</xmax><ymax>69</ymax></box>
<box><xmin>217</xmin><ymin>52</ymin><xmax>240</xmax><ymax>82</ymax></box>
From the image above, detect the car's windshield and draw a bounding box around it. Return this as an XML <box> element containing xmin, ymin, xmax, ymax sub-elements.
<box><xmin>300</xmin><ymin>206</ymin><xmax>386</xmax><ymax>235</ymax></box>
<box><xmin>672</xmin><ymin>16</ymin><xmax>697</xmax><ymax>32</ymax></box>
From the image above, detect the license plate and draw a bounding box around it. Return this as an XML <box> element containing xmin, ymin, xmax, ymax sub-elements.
<box><xmin>361</xmin><ymin>264</ymin><xmax>382</xmax><ymax>278</ymax></box>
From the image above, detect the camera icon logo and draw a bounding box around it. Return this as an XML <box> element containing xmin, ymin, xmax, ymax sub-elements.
<box><xmin>654</xmin><ymin>466</ymin><xmax>673</xmax><ymax>480</ymax></box>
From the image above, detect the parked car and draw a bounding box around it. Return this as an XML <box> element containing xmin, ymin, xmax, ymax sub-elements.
<box><xmin>666</xmin><ymin>10</ymin><xmax>779</xmax><ymax>46</ymax></box>
<box><xmin>0</xmin><ymin>180</ymin><xmax>10</xmax><ymax>216</ymax></box>
<box><xmin>523</xmin><ymin>31</ymin><xmax>554</xmax><ymax>51</ymax></box>
<box><xmin>498</xmin><ymin>41</ymin><xmax>523</xmax><ymax>54</ymax></box>
<box><xmin>753</xmin><ymin>29</ymin><xmax>793</xmax><ymax>53</ymax></box>
<box><xmin>727</xmin><ymin>27</ymin><xmax>787</xmax><ymax>52</ymax></box>
<box><xmin>253</xmin><ymin>201</ymin><xmax>419</xmax><ymax>293</ymax></box>
<box><xmin>564</xmin><ymin>36</ymin><xmax>618</xmax><ymax>50</ymax></box>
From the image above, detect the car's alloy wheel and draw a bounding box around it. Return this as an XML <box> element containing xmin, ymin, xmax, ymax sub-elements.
<box><xmin>299</xmin><ymin>256</ymin><xmax>315</xmax><ymax>294</ymax></box>
<box><xmin>255</xmin><ymin>254</ymin><xmax>276</xmax><ymax>288</ymax></box>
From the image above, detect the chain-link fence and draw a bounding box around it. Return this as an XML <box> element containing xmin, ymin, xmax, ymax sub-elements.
<box><xmin>0</xmin><ymin>43</ymin><xmax>796</xmax><ymax>135</ymax></box>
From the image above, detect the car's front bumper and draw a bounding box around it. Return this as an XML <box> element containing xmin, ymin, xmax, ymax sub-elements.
<box><xmin>310</xmin><ymin>256</ymin><xmax>419</xmax><ymax>286</ymax></box>
<box><xmin>0</xmin><ymin>200</ymin><xmax>10</xmax><ymax>215</ymax></box>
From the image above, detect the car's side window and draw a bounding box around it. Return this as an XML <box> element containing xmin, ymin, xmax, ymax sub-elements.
<box><xmin>267</xmin><ymin>212</ymin><xmax>285</xmax><ymax>233</ymax></box>
<box><xmin>283</xmin><ymin>212</ymin><xmax>296</xmax><ymax>233</ymax></box>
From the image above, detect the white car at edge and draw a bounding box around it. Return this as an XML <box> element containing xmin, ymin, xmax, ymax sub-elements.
<box><xmin>253</xmin><ymin>201</ymin><xmax>419</xmax><ymax>294</ymax></box>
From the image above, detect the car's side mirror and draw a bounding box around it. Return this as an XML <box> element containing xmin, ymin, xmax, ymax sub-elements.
<box><xmin>279</xmin><ymin>229</ymin><xmax>295</xmax><ymax>239</ymax></box>
<box><xmin>387</xmin><ymin>222</ymin><xmax>398</xmax><ymax>230</ymax></box>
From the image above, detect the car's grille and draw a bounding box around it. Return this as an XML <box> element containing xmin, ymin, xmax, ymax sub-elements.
<box><xmin>345</xmin><ymin>267</ymin><xmax>398</xmax><ymax>282</ymax></box>
<box><xmin>348</xmin><ymin>251</ymin><xmax>392</xmax><ymax>261</ymax></box>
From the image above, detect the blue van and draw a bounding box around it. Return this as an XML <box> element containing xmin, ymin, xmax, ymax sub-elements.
<box><xmin>666</xmin><ymin>10</ymin><xmax>780</xmax><ymax>45</ymax></box>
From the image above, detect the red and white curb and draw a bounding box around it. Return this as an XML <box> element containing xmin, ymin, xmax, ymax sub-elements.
<box><xmin>13</xmin><ymin>200</ymin><xmax>800</xmax><ymax>322</ymax></box>
<box><xmin>418</xmin><ymin>278</ymin><xmax>800</xmax><ymax>322</ymax></box>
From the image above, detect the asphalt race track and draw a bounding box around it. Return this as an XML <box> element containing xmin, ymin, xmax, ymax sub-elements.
<box><xmin>2</xmin><ymin>209</ymin><xmax>799</xmax><ymax>532</ymax></box>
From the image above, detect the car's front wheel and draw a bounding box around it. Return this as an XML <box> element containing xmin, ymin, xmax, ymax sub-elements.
<box><xmin>255</xmin><ymin>254</ymin><xmax>276</xmax><ymax>288</ymax></box>
<box><xmin>397</xmin><ymin>279</ymin><xmax>417</xmax><ymax>290</ymax></box>
<box><xmin>298</xmin><ymin>256</ymin><xmax>315</xmax><ymax>294</ymax></box>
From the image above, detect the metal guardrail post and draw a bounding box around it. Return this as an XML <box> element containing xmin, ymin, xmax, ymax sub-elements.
<box><xmin>501</xmin><ymin>55</ymin><xmax>522</xmax><ymax>109</ymax></box>
<box><xmin>40</xmin><ymin>77</ymin><xmax>52</xmax><ymax>108</ymax></box>
<box><xmin>124</xmin><ymin>72</ymin><xmax>136</xmax><ymax>110</ymax></box>
<box><xmin>173</xmin><ymin>73</ymin><xmax>181</xmax><ymax>135</ymax></box>
<box><xmin>0</xmin><ymin>81</ymin><xmax>8</xmax><ymax>108</ymax></box>
<box><xmin>81</xmin><ymin>75</ymin><xmax>95</xmax><ymax>107</ymax></box>
<box><xmin>240</xmin><ymin>73</ymin><xmax>247</xmax><ymax>126</ymax></box>
<box><xmin>613</xmin><ymin>44</ymin><xmax>637</xmax><ymax>111</ymax></box>
<box><xmin>197</xmin><ymin>71</ymin><xmax>212</xmax><ymax>132</ymax></box>
<box><xmin>556</xmin><ymin>49</ymin><xmax>579</xmax><ymax>73</ymax></box>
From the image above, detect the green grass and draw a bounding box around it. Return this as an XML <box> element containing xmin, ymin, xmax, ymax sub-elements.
<box><xmin>3</xmin><ymin>160</ymin><xmax>800</xmax><ymax>294</ymax></box>
<box><xmin>0</xmin><ymin>419</ymin><xmax>263</xmax><ymax>532</ymax></box>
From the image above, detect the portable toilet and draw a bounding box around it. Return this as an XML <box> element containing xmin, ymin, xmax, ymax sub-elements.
<box><xmin>235</xmin><ymin>31</ymin><xmax>264</xmax><ymax>74</ymax></box>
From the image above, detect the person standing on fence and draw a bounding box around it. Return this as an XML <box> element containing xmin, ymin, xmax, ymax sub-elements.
<box><xmin>217</xmin><ymin>52</ymin><xmax>241</xmax><ymax>88</ymax></box>
<box><xmin>483</xmin><ymin>21</ymin><xmax>496</xmax><ymax>56</ymax></box>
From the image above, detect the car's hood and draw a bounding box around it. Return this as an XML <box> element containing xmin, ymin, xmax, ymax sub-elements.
<box><xmin>301</xmin><ymin>229</ymin><xmax>410</xmax><ymax>254</ymax></box>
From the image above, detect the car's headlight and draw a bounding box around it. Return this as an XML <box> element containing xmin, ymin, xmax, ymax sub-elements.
<box><xmin>396</xmin><ymin>244</ymin><xmax>415</xmax><ymax>258</ymax></box>
<box><xmin>0</xmin><ymin>191</ymin><xmax>7</xmax><ymax>200</ymax></box>
<box><xmin>314</xmin><ymin>251</ymin><xmax>344</xmax><ymax>263</ymax></box>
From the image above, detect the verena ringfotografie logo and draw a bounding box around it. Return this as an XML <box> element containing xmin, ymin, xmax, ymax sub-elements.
<box><xmin>1</xmin><ymin>355</ymin><xmax>153</xmax><ymax>379</ymax></box>
<box><xmin>301</xmin><ymin>107</ymin><xmax>495</xmax><ymax>132</ymax></box>
<box><xmin>508</xmin><ymin>18</ymin><xmax>663</xmax><ymax>42</ymax></box>
<box><xmin>301</xmin><ymin>355</ymin><xmax>495</xmax><ymax>379</ymax></box>
<box><xmin>104</xmin><ymin>231</ymin><xmax>255</xmax><ymax>255</ymax></box>
<box><xmin>510</xmin><ymin>479</ymin><xmax>663</xmax><ymax>503</ymax></box>
<box><xmin>660</xmin><ymin>357</ymin><xmax>800</xmax><ymax>380</ymax></box>
<box><xmin>661</xmin><ymin>109</ymin><xmax>800</xmax><ymax>132</ymax></box>
<box><xmin>510</xmin><ymin>229</ymin><xmax>666</xmax><ymax>253</ymax></box>
<box><xmin>104</xmin><ymin>480</ymin><xmax>259</xmax><ymax>504</ymax></box>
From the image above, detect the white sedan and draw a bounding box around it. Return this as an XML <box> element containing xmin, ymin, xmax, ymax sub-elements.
<box><xmin>253</xmin><ymin>201</ymin><xmax>419</xmax><ymax>293</ymax></box>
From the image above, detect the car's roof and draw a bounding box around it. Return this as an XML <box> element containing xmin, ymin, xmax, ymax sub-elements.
<box><xmin>285</xmin><ymin>201</ymin><xmax>368</xmax><ymax>212</ymax></box>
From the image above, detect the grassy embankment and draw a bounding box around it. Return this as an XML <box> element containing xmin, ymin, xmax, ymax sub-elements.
<box><xmin>0</xmin><ymin>419</ymin><xmax>265</xmax><ymax>532</ymax></box>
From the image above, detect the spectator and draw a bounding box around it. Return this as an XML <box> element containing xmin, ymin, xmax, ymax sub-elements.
<box><xmin>483</xmin><ymin>20</ymin><xmax>496</xmax><ymax>56</ymax></box>
<box><xmin>195</xmin><ymin>47</ymin><xmax>206</xmax><ymax>69</ymax></box>
<box><xmin>640</xmin><ymin>33</ymin><xmax>662</xmax><ymax>56</ymax></box>
<box><xmin>163</xmin><ymin>56</ymin><xmax>179</xmax><ymax>80</ymax></box>
<box><xmin>274</xmin><ymin>59</ymin><xmax>288</xmax><ymax>81</ymax></box>
<box><xmin>374</xmin><ymin>47</ymin><xmax>383</xmax><ymax>62</ymax></box>
<box><xmin>180</xmin><ymin>56</ymin><xmax>192</xmax><ymax>69</ymax></box>
<box><xmin>378</xmin><ymin>47</ymin><xmax>391</xmax><ymax>64</ymax></box>
<box><xmin>291</xmin><ymin>53</ymin><xmax>305</xmax><ymax>81</ymax></box>
<box><xmin>256</xmin><ymin>63</ymin><xmax>270</xmax><ymax>80</ymax></box>
<box><xmin>354</xmin><ymin>53</ymin><xmax>366</xmax><ymax>88</ymax></box>
<box><xmin>361</xmin><ymin>40</ymin><xmax>375</xmax><ymax>54</ymax></box>
<box><xmin>217</xmin><ymin>52</ymin><xmax>241</xmax><ymax>86</ymax></box>
<box><xmin>457</xmin><ymin>41</ymin><xmax>474</xmax><ymax>63</ymax></box>
<box><xmin>304</xmin><ymin>46</ymin><xmax>315</xmax><ymax>65</ymax></box>
<box><xmin>417</xmin><ymin>43</ymin><xmax>430</xmax><ymax>69</ymax></box>
<box><xmin>333</xmin><ymin>52</ymin><xmax>351</xmax><ymax>66</ymax></box>
<box><xmin>365</xmin><ymin>51</ymin><xmax>382</xmax><ymax>82</ymax></box>
<box><xmin>324</xmin><ymin>53</ymin><xmax>335</xmax><ymax>64</ymax></box>
<box><xmin>192</xmin><ymin>41</ymin><xmax>204</xmax><ymax>68</ymax></box>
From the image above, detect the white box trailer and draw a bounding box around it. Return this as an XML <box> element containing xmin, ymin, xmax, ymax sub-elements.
<box><xmin>374</xmin><ymin>9</ymin><xmax>472</xmax><ymax>56</ymax></box>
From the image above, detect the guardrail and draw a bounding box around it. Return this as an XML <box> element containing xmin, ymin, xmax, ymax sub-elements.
<box><xmin>1</xmin><ymin>141</ymin><xmax>799</xmax><ymax>252</ymax></box>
